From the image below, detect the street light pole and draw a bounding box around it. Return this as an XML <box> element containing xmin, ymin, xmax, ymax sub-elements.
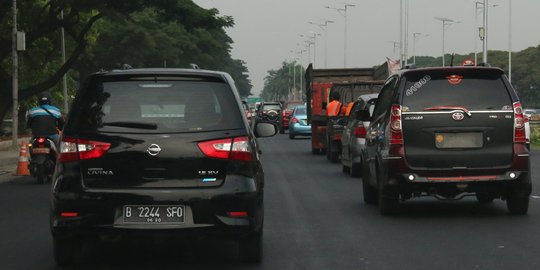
<box><xmin>309</xmin><ymin>20</ymin><xmax>334</xmax><ymax>68</ymax></box>
<box><xmin>483</xmin><ymin>0</ymin><xmax>488</xmax><ymax>63</ymax></box>
<box><xmin>11</xmin><ymin>0</ymin><xmax>18</xmax><ymax>149</ymax></box>
<box><xmin>435</xmin><ymin>17</ymin><xmax>457</xmax><ymax>67</ymax></box>
<box><xmin>508</xmin><ymin>0</ymin><xmax>512</xmax><ymax>82</ymax></box>
<box><xmin>326</xmin><ymin>4</ymin><xmax>355</xmax><ymax>68</ymax></box>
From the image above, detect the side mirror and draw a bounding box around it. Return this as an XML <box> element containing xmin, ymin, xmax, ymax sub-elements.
<box><xmin>254</xmin><ymin>122</ymin><xmax>278</xmax><ymax>138</ymax></box>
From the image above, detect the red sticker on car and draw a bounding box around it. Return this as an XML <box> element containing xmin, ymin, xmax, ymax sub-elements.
<box><xmin>447</xmin><ymin>75</ymin><xmax>463</xmax><ymax>85</ymax></box>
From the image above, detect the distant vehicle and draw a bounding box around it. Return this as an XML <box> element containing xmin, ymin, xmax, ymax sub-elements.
<box><xmin>50</xmin><ymin>68</ymin><xmax>277</xmax><ymax>266</ymax></box>
<box><xmin>362</xmin><ymin>66</ymin><xmax>531</xmax><ymax>216</ymax></box>
<box><xmin>325</xmin><ymin>82</ymin><xmax>383</xmax><ymax>163</ymax></box>
<box><xmin>305</xmin><ymin>63</ymin><xmax>388</xmax><ymax>155</ymax></box>
<box><xmin>256</xmin><ymin>101</ymin><xmax>282</xmax><ymax>126</ymax></box>
<box><xmin>288</xmin><ymin>105</ymin><xmax>311</xmax><ymax>139</ymax></box>
<box><xmin>280</xmin><ymin>101</ymin><xmax>304</xmax><ymax>134</ymax></box>
<box><xmin>340</xmin><ymin>93</ymin><xmax>378</xmax><ymax>177</ymax></box>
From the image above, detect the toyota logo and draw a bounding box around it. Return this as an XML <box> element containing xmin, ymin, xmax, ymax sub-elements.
<box><xmin>147</xmin><ymin>144</ymin><xmax>162</xmax><ymax>156</ymax></box>
<box><xmin>452</xmin><ymin>112</ymin><xmax>465</xmax><ymax>121</ymax></box>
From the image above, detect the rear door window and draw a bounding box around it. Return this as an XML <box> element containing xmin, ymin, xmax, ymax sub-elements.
<box><xmin>402</xmin><ymin>71</ymin><xmax>512</xmax><ymax>111</ymax></box>
<box><xmin>72</xmin><ymin>80</ymin><xmax>243</xmax><ymax>133</ymax></box>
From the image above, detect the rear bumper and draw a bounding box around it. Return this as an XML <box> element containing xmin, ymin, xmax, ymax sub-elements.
<box><xmin>289</xmin><ymin>124</ymin><xmax>311</xmax><ymax>135</ymax></box>
<box><xmin>51</xmin><ymin>175</ymin><xmax>262</xmax><ymax>239</ymax></box>
<box><xmin>382</xmin><ymin>144</ymin><xmax>530</xmax><ymax>187</ymax></box>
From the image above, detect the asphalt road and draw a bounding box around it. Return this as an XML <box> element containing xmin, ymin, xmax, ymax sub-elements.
<box><xmin>1</xmin><ymin>134</ymin><xmax>539</xmax><ymax>269</ymax></box>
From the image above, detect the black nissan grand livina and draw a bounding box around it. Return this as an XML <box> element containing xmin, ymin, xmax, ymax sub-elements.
<box><xmin>50</xmin><ymin>68</ymin><xmax>277</xmax><ymax>266</ymax></box>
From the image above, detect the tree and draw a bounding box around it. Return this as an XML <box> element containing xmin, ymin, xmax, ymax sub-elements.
<box><xmin>261</xmin><ymin>61</ymin><xmax>303</xmax><ymax>101</ymax></box>
<box><xmin>0</xmin><ymin>0</ymin><xmax>252</xmax><ymax>126</ymax></box>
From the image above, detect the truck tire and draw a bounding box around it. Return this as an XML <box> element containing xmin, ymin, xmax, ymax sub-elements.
<box><xmin>342</xmin><ymin>165</ymin><xmax>350</xmax><ymax>174</ymax></box>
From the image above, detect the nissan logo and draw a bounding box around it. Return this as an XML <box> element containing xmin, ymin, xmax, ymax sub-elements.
<box><xmin>147</xmin><ymin>144</ymin><xmax>162</xmax><ymax>156</ymax></box>
<box><xmin>452</xmin><ymin>112</ymin><xmax>465</xmax><ymax>121</ymax></box>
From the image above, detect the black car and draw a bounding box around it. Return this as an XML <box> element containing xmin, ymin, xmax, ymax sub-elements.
<box><xmin>50</xmin><ymin>68</ymin><xmax>277</xmax><ymax>266</ymax></box>
<box><xmin>362</xmin><ymin>66</ymin><xmax>531</xmax><ymax>215</ymax></box>
<box><xmin>340</xmin><ymin>93</ymin><xmax>378</xmax><ymax>177</ymax></box>
<box><xmin>256</xmin><ymin>102</ymin><xmax>282</xmax><ymax>125</ymax></box>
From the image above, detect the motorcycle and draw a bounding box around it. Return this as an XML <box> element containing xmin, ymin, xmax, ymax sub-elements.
<box><xmin>28</xmin><ymin>137</ymin><xmax>57</xmax><ymax>184</ymax></box>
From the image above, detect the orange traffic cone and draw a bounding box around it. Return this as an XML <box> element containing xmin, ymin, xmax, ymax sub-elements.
<box><xmin>15</xmin><ymin>142</ymin><xmax>30</xmax><ymax>176</ymax></box>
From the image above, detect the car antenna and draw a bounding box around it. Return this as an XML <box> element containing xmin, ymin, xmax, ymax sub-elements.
<box><xmin>450</xmin><ymin>53</ymin><xmax>455</xmax><ymax>67</ymax></box>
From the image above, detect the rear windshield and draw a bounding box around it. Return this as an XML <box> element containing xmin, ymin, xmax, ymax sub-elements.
<box><xmin>262</xmin><ymin>104</ymin><xmax>281</xmax><ymax>111</ymax></box>
<box><xmin>294</xmin><ymin>107</ymin><xmax>307</xmax><ymax>115</ymax></box>
<box><xmin>70</xmin><ymin>80</ymin><xmax>243</xmax><ymax>133</ymax></box>
<box><xmin>402</xmin><ymin>71</ymin><xmax>512</xmax><ymax>111</ymax></box>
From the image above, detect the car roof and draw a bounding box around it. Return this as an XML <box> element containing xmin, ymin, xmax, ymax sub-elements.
<box><xmin>94</xmin><ymin>68</ymin><xmax>229</xmax><ymax>79</ymax></box>
<box><xmin>395</xmin><ymin>66</ymin><xmax>505</xmax><ymax>77</ymax></box>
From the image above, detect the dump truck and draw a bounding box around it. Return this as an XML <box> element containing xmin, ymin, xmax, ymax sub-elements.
<box><xmin>305</xmin><ymin>63</ymin><xmax>389</xmax><ymax>156</ymax></box>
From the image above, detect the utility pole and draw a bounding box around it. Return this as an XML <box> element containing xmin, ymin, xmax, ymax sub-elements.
<box><xmin>11</xmin><ymin>0</ymin><xmax>18</xmax><ymax>150</ymax></box>
<box><xmin>326</xmin><ymin>4</ymin><xmax>355</xmax><ymax>68</ymax></box>
<box><xmin>61</xmin><ymin>10</ymin><xmax>68</xmax><ymax>113</ymax></box>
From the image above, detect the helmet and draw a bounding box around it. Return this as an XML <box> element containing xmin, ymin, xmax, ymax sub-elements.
<box><xmin>331</xmin><ymin>91</ymin><xmax>341</xmax><ymax>101</ymax></box>
<box><xmin>38</xmin><ymin>92</ymin><xmax>52</xmax><ymax>106</ymax></box>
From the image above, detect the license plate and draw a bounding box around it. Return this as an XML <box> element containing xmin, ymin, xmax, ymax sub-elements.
<box><xmin>123</xmin><ymin>205</ymin><xmax>185</xmax><ymax>224</ymax></box>
<box><xmin>31</xmin><ymin>148</ymin><xmax>50</xmax><ymax>154</ymax></box>
<box><xmin>435</xmin><ymin>133</ymin><xmax>483</xmax><ymax>149</ymax></box>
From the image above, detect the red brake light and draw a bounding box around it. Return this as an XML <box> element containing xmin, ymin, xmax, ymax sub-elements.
<box><xmin>197</xmin><ymin>137</ymin><xmax>252</xmax><ymax>161</ymax></box>
<box><xmin>291</xmin><ymin>117</ymin><xmax>299</xmax><ymax>124</ymax></box>
<box><xmin>227</xmin><ymin>211</ymin><xmax>248</xmax><ymax>218</ymax></box>
<box><xmin>60</xmin><ymin>212</ymin><xmax>79</xmax><ymax>217</ymax></box>
<box><xmin>354</xmin><ymin>126</ymin><xmax>367</xmax><ymax>138</ymax></box>
<box><xmin>59</xmin><ymin>137</ymin><xmax>111</xmax><ymax>163</ymax></box>
<box><xmin>513</xmin><ymin>102</ymin><xmax>526</xmax><ymax>143</ymax></box>
<box><xmin>390</xmin><ymin>105</ymin><xmax>403</xmax><ymax>145</ymax></box>
<box><xmin>37</xmin><ymin>137</ymin><xmax>45</xmax><ymax>144</ymax></box>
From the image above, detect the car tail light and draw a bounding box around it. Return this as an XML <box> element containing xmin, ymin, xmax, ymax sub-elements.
<box><xmin>291</xmin><ymin>117</ymin><xmax>299</xmax><ymax>124</ymax></box>
<box><xmin>37</xmin><ymin>137</ymin><xmax>45</xmax><ymax>144</ymax></box>
<box><xmin>60</xmin><ymin>212</ymin><xmax>79</xmax><ymax>217</ymax></box>
<box><xmin>198</xmin><ymin>136</ymin><xmax>252</xmax><ymax>161</ymax></box>
<box><xmin>354</xmin><ymin>126</ymin><xmax>367</xmax><ymax>138</ymax></box>
<box><xmin>513</xmin><ymin>102</ymin><xmax>526</xmax><ymax>143</ymax></box>
<box><xmin>390</xmin><ymin>105</ymin><xmax>403</xmax><ymax>145</ymax></box>
<box><xmin>58</xmin><ymin>137</ymin><xmax>111</xmax><ymax>163</ymax></box>
<box><xmin>282</xmin><ymin>111</ymin><xmax>286</xmax><ymax>117</ymax></box>
<box><xmin>227</xmin><ymin>211</ymin><xmax>248</xmax><ymax>218</ymax></box>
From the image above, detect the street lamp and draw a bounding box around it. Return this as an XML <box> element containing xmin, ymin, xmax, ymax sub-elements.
<box><xmin>475</xmin><ymin>2</ymin><xmax>498</xmax><ymax>65</ymax></box>
<box><xmin>434</xmin><ymin>17</ymin><xmax>459</xmax><ymax>67</ymax></box>
<box><xmin>309</xmin><ymin>20</ymin><xmax>334</xmax><ymax>68</ymax></box>
<box><xmin>389</xmin><ymin>41</ymin><xmax>401</xmax><ymax>58</ymax></box>
<box><xmin>301</xmin><ymin>32</ymin><xmax>320</xmax><ymax>67</ymax></box>
<box><xmin>412</xmin><ymin>33</ymin><xmax>429</xmax><ymax>65</ymax></box>
<box><xmin>326</xmin><ymin>3</ymin><xmax>355</xmax><ymax>68</ymax></box>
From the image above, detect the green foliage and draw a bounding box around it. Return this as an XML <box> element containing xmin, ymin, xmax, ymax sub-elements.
<box><xmin>0</xmin><ymin>0</ymin><xmax>252</xmax><ymax>123</ymax></box>
<box><xmin>531</xmin><ymin>126</ymin><xmax>540</xmax><ymax>145</ymax></box>
<box><xmin>261</xmin><ymin>61</ymin><xmax>304</xmax><ymax>101</ymax></box>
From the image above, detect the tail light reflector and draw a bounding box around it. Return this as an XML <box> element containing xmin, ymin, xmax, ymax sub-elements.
<box><xmin>60</xmin><ymin>212</ymin><xmax>79</xmax><ymax>217</ymax></box>
<box><xmin>198</xmin><ymin>136</ymin><xmax>253</xmax><ymax>161</ymax></box>
<box><xmin>59</xmin><ymin>137</ymin><xmax>111</xmax><ymax>163</ymax></box>
<box><xmin>354</xmin><ymin>126</ymin><xmax>367</xmax><ymax>138</ymax></box>
<box><xmin>513</xmin><ymin>102</ymin><xmax>526</xmax><ymax>143</ymax></box>
<box><xmin>390</xmin><ymin>105</ymin><xmax>403</xmax><ymax>145</ymax></box>
<box><xmin>291</xmin><ymin>117</ymin><xmax>299</xmax><ymax>124</ymax></box>
<box><xmin>227</xmin><ymin>211</ymin><xmax>248</xmax><ymax>218</ymax></box>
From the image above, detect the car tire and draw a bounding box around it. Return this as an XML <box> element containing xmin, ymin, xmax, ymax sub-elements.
<box><xmin>342</xmin><ymin>165</ymin><xmax>350</xmax><ymax>174</ymax></box>
<box><xmin>312</xmin><ymin>148</ymin><xmax>319</xmax><ymax>155</ymax></box>
<box><xmin>476</xmin><ymin>192</ymin><xmax>494</xmax><ymax>204</ymax></box>
<box><xmin>377</xmin><ymin>168</ymin><xmax>399</xmax><ymax>216</ymax></box>
<box><xmin>350</xmin><ymin>162</ymin><xmax>361</xmax><ymax>177</ymax></box>
<box><xmin>239</xmin><ymin>232</ymin><xmax>262</xmax><ymax>263</ymax></box>
<box><xmin>330</xmin><ymin>151</ymin><xmax>339</xmax><ymax>163</ymax></box>
<box><xmin>289</xmin><ymin>134</ymin><xmax>295</xmax><ymax>139</ymax></box>
<box><xmin>361</xmin><ymin>160</ymin><xmax>377</xmax><ymax>204</ymax></box>
<box><xmin>506</xmin><ymin>187</ymin><xmax>530</xmax><ymax>215</ymax></box>
<box><xmin>53</xmin><ymin>236</ymin><xmax>83</xmax><ymax>267</ymax></box>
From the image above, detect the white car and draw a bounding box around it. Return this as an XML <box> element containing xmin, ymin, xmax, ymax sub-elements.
<box><xmin>524</xmin><ymin>109</ymin><xmax>536</xmax><ymax>146</ymax></box>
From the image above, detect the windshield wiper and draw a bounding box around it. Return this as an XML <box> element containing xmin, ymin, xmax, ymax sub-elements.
<box><xmin>102</xmin><ymin>121</ymin><xmax>158</xmax><ymax>130</ymax></box>
<box><xmin>423</xmin><ymin>106</ymin><xmax>472</xmax><ymax>117</ymax></box>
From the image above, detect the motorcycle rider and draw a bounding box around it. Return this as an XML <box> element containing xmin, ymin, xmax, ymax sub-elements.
<box><xmin>27</xmin><ymin>92</ymin><xmax>64</xmax><ymax>149</ymax></box>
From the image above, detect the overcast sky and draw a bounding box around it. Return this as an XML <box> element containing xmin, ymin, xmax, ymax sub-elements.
<box><xmin>192</xmin><ymin>0</ymin><xmax>540</xmax><ymax>96</ymax></box>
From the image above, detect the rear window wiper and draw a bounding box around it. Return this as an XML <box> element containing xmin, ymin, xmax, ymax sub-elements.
<box><xmin>102</xmin><ymin>121</ymin><xmax>158</xmax><ymax>130</ymax></box>
<box><xmin>423</xmin><ymin>106</ymin><xmax>471</xmax><ymax>117</ymax></box>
